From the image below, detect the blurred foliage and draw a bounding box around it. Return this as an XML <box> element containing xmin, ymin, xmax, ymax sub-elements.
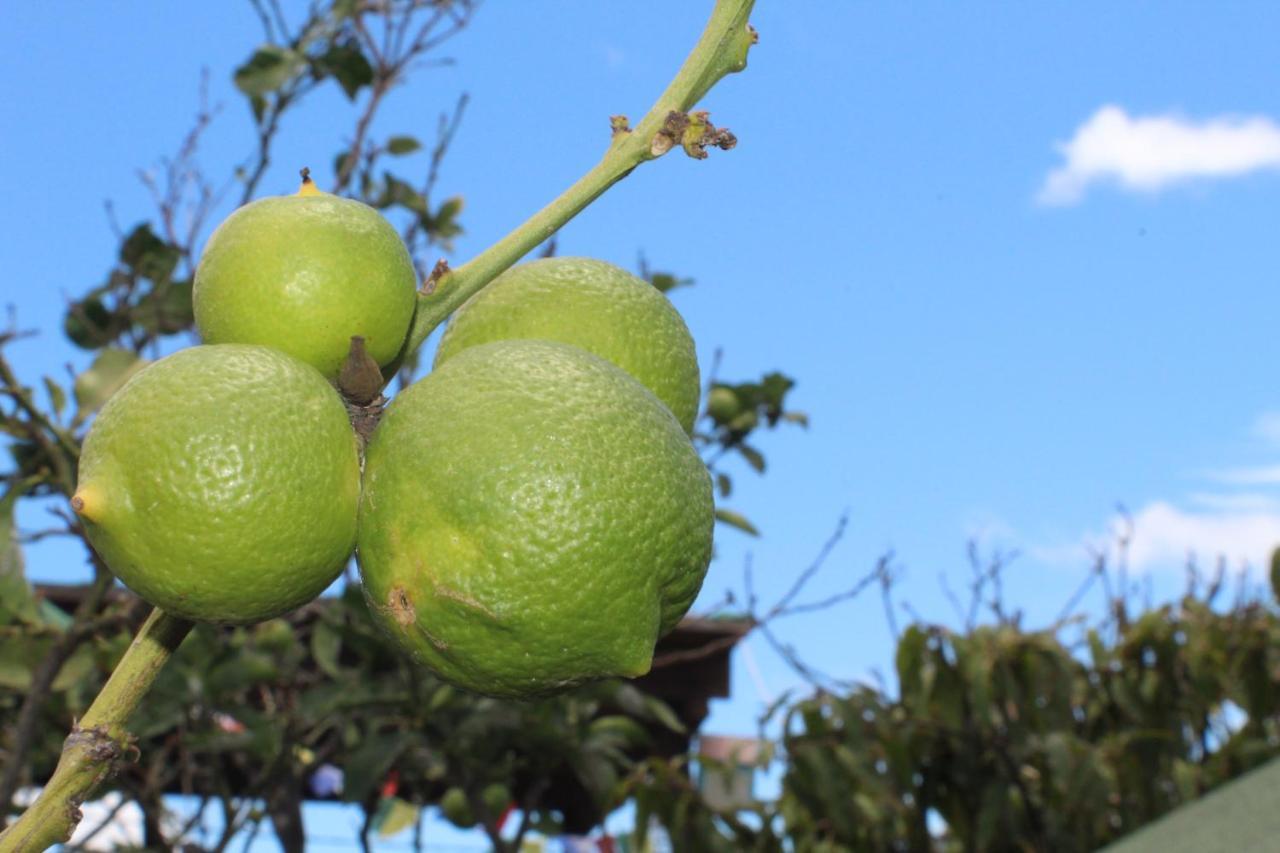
<box><xmin>611</xmin><ymin>565</ymin><xmax>1280</xmax><ymax>853</ymax></box>
<box><xmin>2</xmin><ymin>583</ymin><xmax>694</xmax><ymax>849</ymax></box>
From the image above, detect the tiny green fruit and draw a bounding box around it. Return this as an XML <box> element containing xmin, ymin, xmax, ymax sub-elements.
<box><xmin>359</xmin><ymin>340</ymin><xmax>714</xmax><ymax>698</ymax></box>
<box><xmin>194</xmin><ymin>175</ymin><xmax>417</xmax><ymax>380</ymax></box>
<box><xmin>439</xmin><ymin>787</ymin><xmax>475</xmax><ymax>828</ymax></box>
<box><xmin>74</xmin><ymin>344</ymin><xmax>361</xmax><ymax>624</ymax></box>
<box><xmin>705</xmin><ymin>386</ymin><xmax>740</xmax><ymax>423</ymax></box>
<box><xmin>434</xmin><ymin>257</ymin><xmax>701</xmax><ymax>433</ymax></box>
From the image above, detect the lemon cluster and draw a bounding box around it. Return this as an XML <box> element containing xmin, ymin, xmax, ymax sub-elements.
<box><xmin>75</xmin><ymin>179</ymin><xmax>713</xmax><ymax>697</ymax></box>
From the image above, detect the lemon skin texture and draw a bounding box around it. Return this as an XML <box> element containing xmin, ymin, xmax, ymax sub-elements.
<box><xmin>75</xmin><ymin>344</ymin><xmax>361</xmax><ymax>624</ymax></box>
<box><xmin>433</xmin><ymin>257</ymin><xmax>701</xmax><ymax>434</ymax></box>
<box><xmin>194</xmin><ymin>192</ymin><xmax>417</xmax><ymax>380</ymax></box>
<box><xmin>358</xmin><ymin>339</ymin><xmax>714</xmax><ymax>698</ymax></box>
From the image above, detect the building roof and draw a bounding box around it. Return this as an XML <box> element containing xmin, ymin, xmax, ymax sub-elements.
<box><xmin>1100</xmin><ymin>756</ymin><xmax>1280</xmax><ymax>853</ymax></box>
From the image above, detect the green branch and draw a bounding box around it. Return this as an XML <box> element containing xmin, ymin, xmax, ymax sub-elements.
<box><xmin>0</xmin><ymin>608</ymin><xmax>193</xmax><ymax>851</ymax></box>
<box><xmin>399</xmin><ymin>0</ymin><xmax>757</xmax><ymax>357</ymax></box>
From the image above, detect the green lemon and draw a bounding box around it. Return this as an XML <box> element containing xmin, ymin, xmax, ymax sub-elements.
<box><xmin>73</xmin><ymin>344</ymin><xmax>361</xmax><ymax>624</ymax></box>
<box><xmin>705</xmin><ymin>386</ymin><xmax>740</xmax><ymax>423</ymax></box>
<box><xmin>439</xmin><ymin>787</ymin><xmax>475</xmax><ymax>828</ymax></box>
<box><xmin>358</xmin><ymin>339</ymin><xmax>713</xmax><ymax>698</ymax></box>
<box><xmin>194</xmin><ymin>180</ymin><xmax>417</xmax><ymax>380</ymax></box>
<box><xmin>433</xmin><ymin>257</ymin><xmax>701</xmax><ymax>433</ymax></box>
<box><xmin>482</xmin><ymin>783</ymin><xmax>511</xmax><ymax>817</ymax></box>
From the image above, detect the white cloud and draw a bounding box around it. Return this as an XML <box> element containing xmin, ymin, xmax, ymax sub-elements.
<box><xmin>1031</xmin><ymin>501</ymin><xmax>1280</xmax><ymax>577</ymax></box>
<box><xmin>1121</xmin><ymin>501</ymin><xmax>1280</xmax><ymax>574</ymax></box>
<box><xmin>1037</xmin><ymin>105</ymin><xmax>1280</xmax><ymax>205</ymax></box>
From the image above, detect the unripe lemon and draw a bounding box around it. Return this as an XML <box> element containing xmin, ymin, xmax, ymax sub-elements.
<box><xmin>433</xmin><ymin>257</ymin><xmax>701</xmax><ymax>433</ymax></box>
<box><xmin>358</xmin><ymin>340</ymin><xmax>713</xmax><ymax>698</ymax></box>
<box><xmin>194</xmin><ymin>178</ymin><xmax>417</xmax><ymax>380</ymax></box>
<box><xmin>73</xmin><ymin>344</ymin><xmax>361</xmax><ymax>624</ymax></box>
<box><xmin>439</xmin><ymin>788</ymin><xmax>475</xmax><ymax>828</ymax></box>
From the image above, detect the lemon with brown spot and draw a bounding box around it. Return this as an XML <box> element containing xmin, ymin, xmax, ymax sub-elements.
<box><xmin>357</xmin><ymin>339</ymin><xmax>713</xmax><ymax>698</ymax></box>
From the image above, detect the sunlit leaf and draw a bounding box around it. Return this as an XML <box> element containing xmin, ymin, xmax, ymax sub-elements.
<box><xmin>234</xmin><ymin>45</ymin><xmax>302</xmax><ymax>97</ymax></box>
<box><xmin>715</xmin><ymin>508</ymin><xmax>759</xmax><ymax>536</ymax></box>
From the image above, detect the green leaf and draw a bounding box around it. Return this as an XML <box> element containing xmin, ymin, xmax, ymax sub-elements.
<box><xmin>781</xmin><ymin>411</ymin><xmax>809</xmax><ymax>428</ymax></box>
<box><xmin>343</xmin><ymin>730</ymin><xmax>410</xmax><ymax>802</ymax></box>
<box><xmin>0</xmin><ymin>485</ymin><xmax>39</xmax><ymax>626</ymax></box>
<box><xmin>0</xmin><ymin>640</ymin><xmax>35</xmax><ymax>689</ymax></box>
<box><xmin>234</xmin><ymin>45</ymin><xmax>302</xmax><ymax>97</ymax></box>
<box><xmin>715</xmin><ymin>473</ymin><xmax>732</xmax><ymax>498</ymax></box>
<box><xmin>51</xmin><ymin>643</ymin><xmax>98</xmax><ymax>692</ymax></box>
<box><xmin>311</xmin><ymin>619</ymin><xmax>342</xmax><ymax>678</ymax></box>
<box><xmin>738</xmin><ymin>444</ymin><xmax>765</xmax><ymax>473</ymax></box>
<box><xmin>760</xmin><ymin>372</ymin><xmax>796</xmax><ymax>409</ymax></box>
<box><xmin>386</xmin><ymin>136</ymin><xmax>422</xmax><ymax>155</ymax></box>
<box><xmin>119</xmin><ymin>224</ymin><xmax>180</xmax><ymax>282</ymax></box>
<box><xmin>135</xmin><ymin>280</ymin><xmax>194</xmax><ymax>335</ymax></box>
<box><xmin>644</xmin><ymin>695</ymin><xmax>687</xmax><ymax>734</ymax></box>
<box><xmin>648</xmin><ymin>271</ymin><xmax>694</xmax><ymax>293</ymax></box>
<box><xmin>589</xmin><ymin>715</ymin><xmax>651</xmax><ymax>749</ymax></box>
<box><xmin>379</xmin><ymin>174</ymin><xmax>427</xmax><ymax>215</ymax></box>
<box><xmin>43</xmin><ymin>377</ymin><xmax>66</xmax><ymax>418</ymax></box>
<box><xmin>374</xmin><ymin>797</ymin><xmax>419</xmax><ymax>837</ymax></box>
<box><xmin>314</xmin><ymin>41</ymin><xmax>374</xmax><ymax>100</ymax></box>
<box><xmin>73</xmin><ymin>348</ymin><xmax>145</xmax><ymax>423</ymax></box>
<box><xmin>64</xmin><ymin>297</ymin><xmax>122</xmax><ymax>350</ymax></box>
<box><xmin>715</xmin><ymin>508</ymin><xmax>759</xmax><ymax>536</ymax></box>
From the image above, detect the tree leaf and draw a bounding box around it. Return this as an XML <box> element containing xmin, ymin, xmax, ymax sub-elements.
<box><xmin>374</xmin><ymin>796</ymin><xmax>419</xmax><ymax>837</ymax></box>
<box><xmin>43</xmin><ymin>377</ymin><xmax>66</xmax><ymax>418</ymax></box>
<box><xmin>644</xmin><ymin>695</ymin><xmax>687</xmax><ymax>734</ymax></box>
<box><xmin>64</xmin><ymin>297</ymin><xmax>123</xmax><ymax>350</ymax></box>
<box><xmin>0</xmin><ymin>485</ymin><xmax>39</xmax><ymax>626</ymax></box>
<box><xmin>738</xmin><ymin>444</ymin><xmax>765</xmax><ymax>473</ymax></box>
<box><xmin>234</xmin><ymin>45</ymin><xmax>302</xmax><ymax>97</ymax></box>
<box><xmin>314</xmin><ymin>41</ymin><xmax>374</xmax><ymax>100</ymax></box>
<box><xmin>715</xmin><ymin>508</ymin><xmax>759</xmax><ymax>536</ymax></box>
<box><xmin>73</xmin><ymin>348</ymin><xmax>145</xmax><ymax>423</ymax></box>
<box><xmin>386</xmin><ymin>136</ymin><xmax>422</xmax><ymax>155</ymax></box>
<box><xmin>343</xmin><ymin>731</ymin><xmax>410</xmax><ymax>802</ymax></box>
<box><xmin>715</xmin><ymin>473</ymin><xmax>732</xmax><ymax>498</ymax></box>
<box><xmin>311</xmin><ymin>618</ymin><xmax>342</xmax><ymax>678</ymax></box>
<box><xmin>119</xmin><ymin>224</ymin><xmax>180</xmax><ymax>282</ymax></box>
<box><xmin>781</xmin><ymin>411</ymin><xmax>809</xmax><ymax>428</ymax></box>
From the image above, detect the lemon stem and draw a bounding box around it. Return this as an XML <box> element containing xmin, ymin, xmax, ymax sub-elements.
<box><xmin>400</xmin><ymin>0</ymin><xmax>756</xmax><ymax>355</ymax></box>
<box><xmin>0</xmin><ymin>607</ymin><xmax>193</xmax><ymax>851</ymax></box>
<box><xmin>298</xmin><ymin>165</ymin><xmax>323</xmax><ymax>197</ymax></box>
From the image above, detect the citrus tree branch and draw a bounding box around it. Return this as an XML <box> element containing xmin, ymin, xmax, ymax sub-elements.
<box><xmin>0</xmin><ymin>607</ymin><xmax>193</xmax><ymax>851</ymax></box>
<box><xmin>399</xmin><ymin>0</ymin><xmax>757</xmax><ymax>359</ymax></box>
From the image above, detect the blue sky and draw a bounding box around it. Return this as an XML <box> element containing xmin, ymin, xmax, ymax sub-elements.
<box><xmin>8</xmin><ymin>0</ymin><xmax>1280</xmax><ymax>847</ymax></box>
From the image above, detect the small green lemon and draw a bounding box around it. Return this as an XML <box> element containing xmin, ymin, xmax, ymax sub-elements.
<box><xmin>439</xmin><ymin>788</ymin><xmax>475</xmax><ymax>828</ymax></box>
<box><xmin>481</xmin><ymin>782</ymin><xmax>511</xmax><ymax>816</ymax></box>
<box><xmin>74</xmin><ymin>344</ymin><xmax>361</xmax><ymax>624</ymax></box>
<box><xmin>194</xmin><ymin>178</ymin><xmax>417</xmax><ymax>380</ymax></box>
<box><xmin>358</xmin><ymin>339</ymin><xmax>713</xmax><ymax>698</ymax></box>
<box><xmin>433</xmin><ymin>257</ymin><xmax>701</xmax><ymax>433</ymax></box>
